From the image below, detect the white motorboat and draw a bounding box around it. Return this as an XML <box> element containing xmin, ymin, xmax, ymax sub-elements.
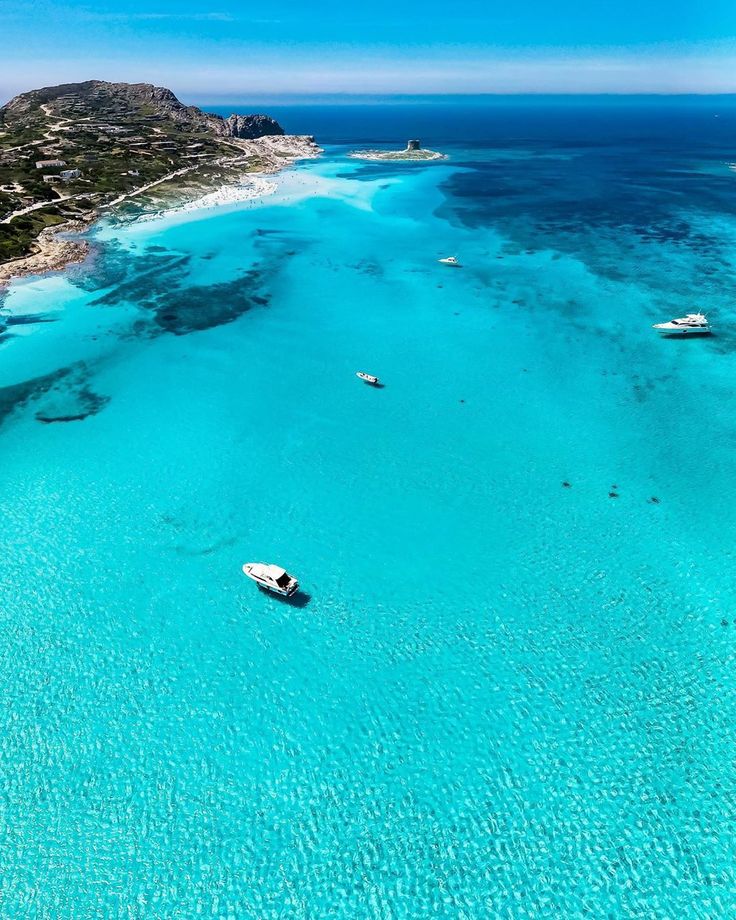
<box><xmin>242</xmin><ymin>562</ymin><xmax>299</xmax><ymax>596</ymax></box>
<box><xmin>356</xmin><ymin>371</ymin><xmax>380</xmax><ymax>386</ymax></box>
<box><xmin>653</xmin><ymin>313</ymin><xmax>711</xmax><ymax>336</ymax></box>
<box><xmin>438</xmin><ymin>256</ymin><xmax>461</xmax><ymax>267</ymax></box>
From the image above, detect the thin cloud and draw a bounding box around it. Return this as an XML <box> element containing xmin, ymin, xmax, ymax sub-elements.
<box><xmin>79</xmin><ymin>11</ymin><xmax>236</xmax><ymax>23</ymax></box>
<box><xmin>4</xmin><ymin>40</ymin><xmax>736</xmax><ymax>97</ymax></box>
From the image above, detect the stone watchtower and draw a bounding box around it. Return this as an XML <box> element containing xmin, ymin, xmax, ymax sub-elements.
<box><xmin>406</xmin><ymin>139</ymin><xmax>421</xmax><ymax>151</ymax></box>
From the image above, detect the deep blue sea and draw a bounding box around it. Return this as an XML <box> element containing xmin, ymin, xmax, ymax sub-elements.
<box><xmin>2</xmin><ymin>99</ymin><xmax>736</xmax><ymax>917</ymax></box>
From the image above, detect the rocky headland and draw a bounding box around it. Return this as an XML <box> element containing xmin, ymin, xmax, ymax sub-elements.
<box><xmin>0</xmin><ymin>80</ymin><xmax>320</xmax><ymax>285</ymax></box>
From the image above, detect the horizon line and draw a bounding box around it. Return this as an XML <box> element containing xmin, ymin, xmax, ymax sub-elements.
<box><xmin>185</xmin><ymin>90</ymin><xmax>736</xmax><ymax>105</ymax></box>
<box><xmin>5</xmin><ymin>87</ymin><xmax>736</xmax><ymax>108</ymax></box>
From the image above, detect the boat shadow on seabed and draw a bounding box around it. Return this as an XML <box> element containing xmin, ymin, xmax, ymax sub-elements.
<box><xmin>258</xmin><ymin>587</ymin><xmax>313</xmax><ymax>608</ymax></box>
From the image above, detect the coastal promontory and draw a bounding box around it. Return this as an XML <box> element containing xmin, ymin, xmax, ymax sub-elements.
<box><xmin>0</xmin><ymin>80</ymin><xmax>320</xmax><ymax>281</ymax></box>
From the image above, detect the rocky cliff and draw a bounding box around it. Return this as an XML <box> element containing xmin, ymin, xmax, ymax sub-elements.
<box><xmin>221</xmin><ymin>113</ymin><xmax>284</xmax><ymax>139</ymax></box>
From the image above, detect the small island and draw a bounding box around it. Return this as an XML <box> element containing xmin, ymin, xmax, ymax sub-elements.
<box><xmin>348</xmin><ymin>139</ymin><xmax>445</xmax><ymax>162</ymax></box>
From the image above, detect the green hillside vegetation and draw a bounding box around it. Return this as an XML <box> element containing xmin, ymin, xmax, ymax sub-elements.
<box><xmin>0</xmin><ymin>80</ymin><xmax>286</xmax><ymax>264</ymax></box>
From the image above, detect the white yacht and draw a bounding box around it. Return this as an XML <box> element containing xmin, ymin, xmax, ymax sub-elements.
<box><xmin>242</xmin><ymin>563</ymin><xmax>299</xmax><ymax>596</ymax></box>
<box><xmin>356</xmin><ymin>371</ymin><xmax>380</xmax><ymax>386</ymax></box>
<box><xmin>653</xmin><ymin>313</ymin><xmax>711</xmax><ymax>336</ymax></box>
<box><xmin>438</xmin><ymin>256</ymin><xmax>461</xmax><ymax>267</ymax></box>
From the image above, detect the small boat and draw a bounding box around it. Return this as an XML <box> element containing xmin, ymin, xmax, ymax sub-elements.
<box><xmin>356</xmin><ymin>371</ymin><xmax>380</xmax><ymax>386</ymax></box>
<box><xmin>653</xmin><ymin>313</ymin><xmax>711</xmax><ymax>336</ymax></box>
<box><xmin>438</xmin><ymin>256</ymin><xmax>461</xmax><ymax>267</ymax></box>
<box><xmin>242</xmin><ymin>562</ymin><xmax>299</xmax><ymax>596</ymax></box>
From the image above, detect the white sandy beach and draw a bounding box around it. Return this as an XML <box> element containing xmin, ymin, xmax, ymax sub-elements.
<box><xmin>136</xmin><ymin>175</ymin><xmax>279</xmax><ymax>222</ymax></box>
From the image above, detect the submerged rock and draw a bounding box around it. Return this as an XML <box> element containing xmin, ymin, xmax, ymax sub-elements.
<box><xmin>0</xmin><ymin>367</ymin><xmax>70</xmax><ymax>426</ymax></box>
<box><xmin>35</xmin><ymin>385</ymin><xmax>109</xmax><ymax>423</ymax></box>
<box><xmin>0</xmin><ymin>361</ymin><xmax>110</xmax><ymax>428</ymax></box>
<box><xmin>151</xmin><ymin>270</ymin><xmax>269</xmax><ymax>335</ymax></box>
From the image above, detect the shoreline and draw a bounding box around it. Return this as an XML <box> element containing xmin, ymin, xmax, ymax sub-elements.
<box><xmin>0</xmin><ymin>134</ymin><xmax>321</xmax><ymax>289</ymax></box>
<box><xmin>0</xmin><ymin>216</ymin><xmax>95</xmax><ymax>288</ymax></box>
<box><xmin>131</xmin><ymin>175</ymin><xmax>279</xmax><ymax>224</ymax></box>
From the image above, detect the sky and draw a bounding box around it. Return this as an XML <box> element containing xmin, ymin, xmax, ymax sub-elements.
<box><xmin>2</xmin><ymin>0</ymin><xmax>736</xmax><ymax>101</ymax></box>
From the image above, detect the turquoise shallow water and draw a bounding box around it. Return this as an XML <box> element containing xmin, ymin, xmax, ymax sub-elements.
<box><xmin>2</xmin><ymin>104</ymin><xmax>736</xmax><ymax>916</ymax></box>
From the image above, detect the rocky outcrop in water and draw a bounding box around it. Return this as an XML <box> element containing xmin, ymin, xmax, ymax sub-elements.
<box><xmin>221</xmin><ymin>114</ymin><xmax>284</xmax><ymax>139</ymax></box>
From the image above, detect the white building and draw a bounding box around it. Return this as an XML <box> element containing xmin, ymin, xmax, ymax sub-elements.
<box><xmin>35</xmin><ymin>159</ymin><xmax>66</xmax><ymax>169</ymax></box>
